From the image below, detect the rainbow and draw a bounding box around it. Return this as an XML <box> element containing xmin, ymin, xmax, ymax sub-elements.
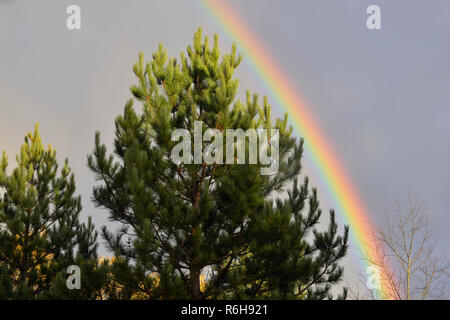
<box><xmin>198</xmin><ymin>0</ymin><xmax>395</xmax><ymax>299</ymax></box>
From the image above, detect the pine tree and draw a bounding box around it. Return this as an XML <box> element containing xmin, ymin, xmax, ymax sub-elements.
<box><xmin>0</xmin><ymin>125</ymin><xmax>105</xmax><ymax>299</ymax></box>
<box><xmin>88</xmin><ymin>29</ymin><xmax>349</xmax><ymax>300</ymax></box>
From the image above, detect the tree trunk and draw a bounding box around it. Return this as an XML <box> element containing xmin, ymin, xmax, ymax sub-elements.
<box><xmin>190</xmin><ymin>268</ymin><xmax>202</xmax><ymax>299</ymax></box>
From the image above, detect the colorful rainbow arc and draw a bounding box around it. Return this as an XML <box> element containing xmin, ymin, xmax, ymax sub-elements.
<box><xmin>198</xmin><ymin>0</ymin><xmax>395</xmax><ymax>299</ymax></box>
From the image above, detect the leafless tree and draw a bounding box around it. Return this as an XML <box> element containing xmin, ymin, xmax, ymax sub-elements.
<box><xmin>360</xmin><ymin>196</ymin><xmax>449</xmax><ymax>300</ymax></box>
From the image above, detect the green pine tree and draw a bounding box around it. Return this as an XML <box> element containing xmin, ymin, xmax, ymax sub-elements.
<box><xmin>0</xmin><ymin>124</ymin><xmax>105</xmax><ymax>299</ymax></box>
<box><xmin>88</xmin><ymin>29</ymin><xmax>349</xmax><ymax>300</ymax></box>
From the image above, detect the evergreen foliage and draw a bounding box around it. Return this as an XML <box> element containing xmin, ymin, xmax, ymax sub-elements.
<box><xmin>88</xmin><ymin>29</ymin><xmax>349</xmax><ymax>300</ymax></box>
<box><xmin>0</xmin><ymin>125</ymin><xmax>105</xmax><ymax>299</ymax></box>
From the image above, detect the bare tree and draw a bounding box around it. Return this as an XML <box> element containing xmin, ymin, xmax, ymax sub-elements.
<box><xmin>361</xmin><ymin>196</ymin><xmax>449</xmax><ymax>300</ymax></box>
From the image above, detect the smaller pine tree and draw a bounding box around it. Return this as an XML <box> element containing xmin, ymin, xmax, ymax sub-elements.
<box><xmin>0</xmin><ymin>124</ymin><xmax>105</xmax><ymax>299</ymax></box>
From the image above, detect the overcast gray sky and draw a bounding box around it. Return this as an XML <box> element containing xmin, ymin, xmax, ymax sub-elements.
<box><xmin>1</xmin><ymin>0</ymin><xmax>449</xmax><ymax>292</ymax></box>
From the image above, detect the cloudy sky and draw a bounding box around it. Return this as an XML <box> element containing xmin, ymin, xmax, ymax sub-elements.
<box><xmin>1</xmin><ymin>0</ymin><xmax>449</xmax><ymax>293</ymax></box>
